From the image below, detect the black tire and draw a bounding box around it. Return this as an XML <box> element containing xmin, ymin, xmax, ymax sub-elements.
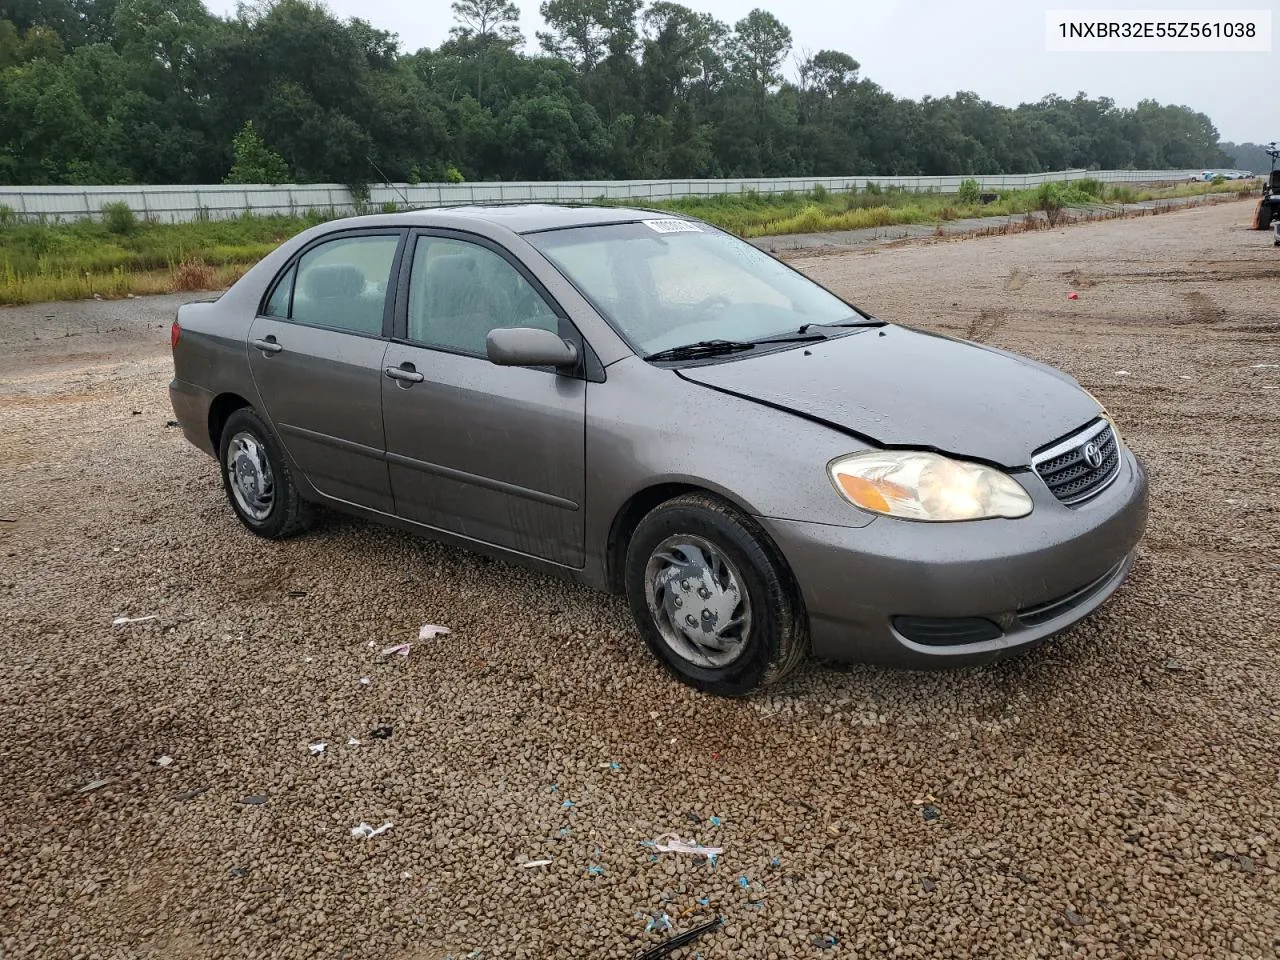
<box><xmin>1259</xmin><ymin>204</ymin><xmax>1273</xmax><ymax>230</ymax></box>
<box><xmin>217</xmin><ymin>407</ymin><xmax>315</xmax><ymax>539</ymax></box>
<box><xmin>623</xmin><ymin>493</ymin><xmax>808</xmax><ymax>696</ymax></box>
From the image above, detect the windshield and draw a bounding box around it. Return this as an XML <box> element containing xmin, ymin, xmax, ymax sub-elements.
<box><xmin>526</xmin><ymin>220</ymin><xmax>864</xmax><ymax>355</ymax></box>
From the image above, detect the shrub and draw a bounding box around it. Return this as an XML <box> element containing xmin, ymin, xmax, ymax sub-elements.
<box><xmin>957</xmin><ymin>178</ymin><xmax>981</xmax><ymax>204</ymax></box>
<box><xmin>445</xmin><ymin>166</ymin><xmax>465</xmax><ymax>184</ymax></box>
<box><xmin>173</xmin><ymin>258</ymin><xmax>215</xmax><ymax>291</ymax></box>
<box><xmin>1036</xmin><ymin>182</ymin><xmax>1066</xmax><ymax>224</ymax></box>
<box><xmin>1109</xmin><ymin>185</ymin><xmax>1135</xmax><ymax>203</ymax></box>
<box><xmin>381</xmin><ymin>200</ymin><xmax>400</xmax><ymax>213</ymax></box>
<box><xmin>810</xmin><ymin>183</ymin><xmax>828</xmax><ymax>202</ymax></box>
<box><xmin>864</xmin><ymin>180</ymin><xmax>882</xmax><ymax>195</ymax></box>
<box><xmin>101</xmin><ymin>201</ymin><xmax>137</xmax><ymax>235</ymax></box>
<box><xmin>1076</xmin><ymin>177</ymin><xmax>1104</xmax><ymax>198</ymax></box>
<box><xmin>224</xmin><ymin>121</ymin><xmax>290</xmax><ymax>185</ymax></box>
<box><xmin>939</xmin><ymin>205</ymin><xmax>959</xmax><ymax>221</ymax></box>
<box><xmin>1211</xmin><ymin>174</ymin><xmax>1225</xmax><ymax>185</ymax></box>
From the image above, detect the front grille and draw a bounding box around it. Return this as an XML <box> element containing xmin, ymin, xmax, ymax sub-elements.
<box><xmin>1032</xmin><ymin>419</ymin><xmax>1121</xmax><ymax>505</ymax></box>
<box><xmin>1017</xmin><ymin>558</ymin><xmax>1125</xmax><ymax>626</ymax></box>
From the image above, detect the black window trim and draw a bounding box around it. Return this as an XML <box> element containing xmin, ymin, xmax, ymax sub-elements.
<box><xmin>391</xmin><ymin>227</ymin><xmax>604</xmax><ymax>383</ymax></box>
<box><xmin>255</xmin><ymin>227</ymin><xmax>409</xmax><ymax>341</ymax></box>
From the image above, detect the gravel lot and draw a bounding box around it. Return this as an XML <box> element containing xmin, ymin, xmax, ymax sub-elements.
<box><xmin>1</xmin><ymin>198</ymin><xmax>1277</xmax><ymax>960</ymax></box>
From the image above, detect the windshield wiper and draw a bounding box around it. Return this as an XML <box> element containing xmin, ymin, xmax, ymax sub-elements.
<box><xmin>818</xmin><ymin>315</ymin><xmax>887</xmax><ymax>328</ymax></box>
<box><xmin>753</xmin><ymin>330</ymin><xmax>832</xmax><ymax>345</ymax></box>
<box><xmin>643</xmin><ymin>340</ymin><xmax>756</xmax><ymax>362</ymax></box>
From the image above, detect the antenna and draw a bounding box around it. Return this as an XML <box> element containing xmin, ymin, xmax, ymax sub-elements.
<box><xmin>367</xmin><ymin>155</ymin><xmax>410</xmax><ymax>207</ymax></box>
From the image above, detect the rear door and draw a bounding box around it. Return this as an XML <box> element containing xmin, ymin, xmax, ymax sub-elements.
<box><xmin>380</xmin><ymin>231</ymin><xmax>587</xmax><ymax>567</ymax></box>
<box><xmin>247</xmin><ymin>230</ymin><xmax>405</xmax><ymax>514</ymax></box>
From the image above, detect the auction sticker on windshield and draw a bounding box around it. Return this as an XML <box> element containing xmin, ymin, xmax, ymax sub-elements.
<box><xmin>643</xmin><ymin>219</ymin><xmax>703</xmax><ymax>234</ymax></box>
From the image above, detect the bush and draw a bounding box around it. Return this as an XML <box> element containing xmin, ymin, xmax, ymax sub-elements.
<box><xmin>1211</xmin><ymin>174</ymin><xmax>1225</xmax><ymax>185</ymax></box>
<box><xmin>173</xmin><ymin>258</ymin><xmax>215</xmax><ymax>291</ymax></box>
<box><xmin>380</xmin><ymin>201</ymin><xmax>400</xmax><ymax>213</ymax></box>
<box><xmin>445</xmin><ymin>166</ymin><xmax>465</xmax><ymax>184</ymax></box>
<box><xmin>1036</xmin><ymin>182</ymin><xmax>1065</xmax><ymax>225</ymax></box>
<box><xmin>1076</xmin><ymin>177</ymin><xmax>1104</xmax><ymax>198</ymax></box>
<box><xmin>864</xmin><ymin>180</ymin><xmax>882</xmax><ymax>195</ymax></box>
<box><xmin>101</xmin><ymin>201</ymin><xmax>137</xmax><ymax>235</ymax></box>
<box><xmin>1109</xmin><ymin>185</ymin><xmax>1135</xmax><ymax>203</ymax></box>
<box><xmin>0</xmin><ymin>203</ymin><xmax>17</xmax><ymax>226</ymax></box>
<box><xmin>957</xmin><ymin>178</ymin><xmax>981</xmax><ymax>204</ymax></box>
<box><xmin>810</xmin><ymin>183</ymin><xmax>828</xmax><ymax>202</ymax></box>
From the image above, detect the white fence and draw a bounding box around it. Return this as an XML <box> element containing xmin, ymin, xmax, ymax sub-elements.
<box><xmin>0</xmin><ymin>169</ymin><xmax>1211</xmax><ymax>224</ymax></box>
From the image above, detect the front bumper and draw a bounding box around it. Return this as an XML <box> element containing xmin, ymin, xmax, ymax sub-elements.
<box><xmin>760</xmin><ymin>447</ymin><xmax>1149</xmax><ymax>668</ymax></box>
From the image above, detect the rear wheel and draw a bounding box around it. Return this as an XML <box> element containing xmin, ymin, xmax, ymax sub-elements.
<box><xmin>218</xmin><ymin>407</ymin><xmax>314</xmax><ymax>539</ymax></box>
<box><xmin>623</xmin><ymin>493</ymin><xmax>807</xmax><ymax>696</ymax></box>
<box><xmin>1258</xmin><ymin>203</ymin><xmax>1273</xmax><ymax>230</ymax></box>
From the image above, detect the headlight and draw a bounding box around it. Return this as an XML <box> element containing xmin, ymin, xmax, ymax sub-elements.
<box><xmin>828</xmin><ymin>450</ymin><xmax>1033</xmax><ymax>521</ymax></box>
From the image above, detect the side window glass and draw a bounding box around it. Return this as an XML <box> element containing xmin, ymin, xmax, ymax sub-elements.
<box><xmin>406</xmin><ymin>236</ymin><xmax>559</xmax><ymax>355</ymax></box>
<box><xmin>290</xmin><ymin>235</ymin><xmax>399</xmax><ymax>335</ymax></box>
<box><xmin>263</xmin><ymin>265</ymin><xmax>294</xmax><ymax>318</ymax></box>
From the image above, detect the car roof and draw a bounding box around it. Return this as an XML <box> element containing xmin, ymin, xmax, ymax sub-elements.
<box><xmin>382</xmin><ymin>203</ymin><xmax>686</xmax><ymax>234</ymax></box>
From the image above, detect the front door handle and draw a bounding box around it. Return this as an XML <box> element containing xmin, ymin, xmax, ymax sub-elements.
<box><xmin>252</xmin><ymin>336</ymin><xmax>283</xmax><ymax>355</ymax></box>
<box><xmin>384</xmin><ymin>363</ymin><xmax>425</xmax><ymax>385</ymax></box>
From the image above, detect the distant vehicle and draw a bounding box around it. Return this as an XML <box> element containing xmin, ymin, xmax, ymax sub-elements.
<box><xmin>1256</xmin><ymin>143</ymin><xmax>1280</xmax><ymax>230</ymax></box>
<box><xmin>168</xmin><ymin>204</ymin><xmax>1148</xmax><ymax>695</ymax></box>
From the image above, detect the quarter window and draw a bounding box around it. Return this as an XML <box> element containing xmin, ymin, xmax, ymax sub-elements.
<box><xmin>405</xmin><ymin>236</ymin><xmax>559</xmax><ymax>355</ymax></box>
<box><xmin>263</xmin><ymin>265</ymin><xmax>294</xmax><ymax>318</ymax></box>
<box><xmin>286</xmin><ymin>235</ymin><xmax>400</xmax><ymax>335</ymax></box>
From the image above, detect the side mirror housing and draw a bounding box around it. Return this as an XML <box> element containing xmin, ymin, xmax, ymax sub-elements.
<box><xmin>486</xmin><ymin>327</ymin><xmax>579</xmax><ymax>369</ymax></box>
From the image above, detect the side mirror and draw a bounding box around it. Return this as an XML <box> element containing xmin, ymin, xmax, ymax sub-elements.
<box><xmin>486</xmin><ymin>327</ymin><xmax>579</xmax><ymax>369</ymax></box>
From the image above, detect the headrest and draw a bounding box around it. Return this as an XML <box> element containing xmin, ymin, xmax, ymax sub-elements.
<box><xmin>304</xmin><ymin>264</ymin><xmax>365</xmax><ymax>300</ymax></box>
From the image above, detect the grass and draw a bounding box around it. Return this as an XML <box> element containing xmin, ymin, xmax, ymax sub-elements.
<box><xmin>0</xmin><ymin>182</ymin><xmax>1254</xmax><ymax>305</ymax></box>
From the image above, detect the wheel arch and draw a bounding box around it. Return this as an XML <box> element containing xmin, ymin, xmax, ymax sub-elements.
<box><xmin>208</xmin><ymin>392</ymin><xmax>252</xmax><ymax>451</ymax></box>
<box><xmin>604</xmin><ymin>481</ymin><xmax>787</xmax><ymax>595</ymax></box>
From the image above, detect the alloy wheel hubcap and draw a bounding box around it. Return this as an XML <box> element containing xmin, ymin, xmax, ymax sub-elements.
<box><xmin>644</xmin><ymin>534</ymin><xmax>752</xmax><ymax>669</ymax></box>
<box><xmin>226</xmin><ymin>431</ymin><xmax>275</xmax><ymax>521</ymax></box>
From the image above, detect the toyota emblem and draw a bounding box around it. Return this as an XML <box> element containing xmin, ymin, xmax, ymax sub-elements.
<box><xmin>1082</xmin><ymin>441</ymin><xmax>1103</xmax><ymax>469</ymax></box>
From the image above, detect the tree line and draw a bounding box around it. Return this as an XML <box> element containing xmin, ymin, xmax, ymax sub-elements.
<box><xmin>0</xmin><ymin>0</ymin><xmax>1240</xmax><ymax>187</ymax></box>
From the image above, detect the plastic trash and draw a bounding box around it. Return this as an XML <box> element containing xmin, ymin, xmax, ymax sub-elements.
<box><xmin>380</xmin><ymin>643</ymin><xmax>412</xmax><ymax>658</ymax></box>
<box><xmin>347</xmin><ymin>737</ymin><xmax>360</xmax><ymax>746</ymax></box>
<box><xmin>1067</xmin><ymin>292</ymin><xmax>1079</xmax><ymax>300</ymax></box>
<box><xmin>418</xmin><ymin>624</ymin><xmax>451</xmax><ymax>641</ymax></box>
<box><xmin>76</xmin><ymin>778</ymin><xmax>115</xmax><ymax>794</ymax></box>
<box><xmin>156</xmin><ymin>756</ymin><xmax>174</xmax><ymax>767</ymax></box>
<box><xmin>112</xmin><ymin>615</ymin><xmax>157</xmax><ymax>626</ymax></box>
<box><xmin>238</xmin><ymin>795</ymin><xmax>268</xmax><ymax>805</ymax></box>
<box><xmin>370</xmin><ymin>726</ymin><xmax>393</xmax><ymax>739</ymax></box>
<box><xmin>708</xmin><ymin>816</ymin><xmax>722</xmax><ymax>827</ymax></box>
<box><xmin>519</xmin><ymin>859</ymin><xmax>553</xmax><ymax>869</ymax></box>
<box><xmin>1116</xmin><ymin>370</ymin><xmax>1130</xmax><ymax>376</ymax></box>
<box><xmin>358</xmin><ymin>677</ymin><xmax>371</xmax><ymax>686</ymax></box>
<box><xmin>309</xmin><ymin>741</ymin><xmax>327</xmax><ymax>755</ymax></box>
<box><xmin>587</xmin><ymin>865</ymin><xmax>604</xmax><ymax>876</ymax></box>
<box><xmin>645</xmin><ymin>913</ymin><xmax>673</xmax><ymax>934</ymax></box>
<box><xmin>351</xmin><ymin>821</ymin><xmax>393</xmax><ymax>839</ymax></box>
<box><xmin>811</xmin><ymin>934</ymin><xmax>839</xmax><ymax>949</ymax></box>
<box><xmin>652</xmin><ymin>834</ymin><xmax>723</xmax><ymax>858</ymax></box>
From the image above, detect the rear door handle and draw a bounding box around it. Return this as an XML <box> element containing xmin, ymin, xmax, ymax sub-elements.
<box><xmin>252</xmin><ymin>336</ymin><xmax>283</xmax><ymax>355</ymax></box>
<box><xmin>384</xmin><ymin>363</ymin><xmax>425</xmax><ymax>384</ymax></box>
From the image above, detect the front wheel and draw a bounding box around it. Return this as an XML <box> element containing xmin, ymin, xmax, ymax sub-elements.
<box><xmin>217</xmin><ymin>407</ymin><xmax>314</xmax><ymax>539</ymax></box>
<box><xmin>623</xmin><ymin>494</ymin><xmax>807</xmax><ymax>696</ymax></box>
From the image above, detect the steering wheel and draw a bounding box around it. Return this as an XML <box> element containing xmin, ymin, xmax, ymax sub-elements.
<box><xmin>690</xmin><ymin>294</ymin><xmax>733</xmax><ymax>318</ymax></box>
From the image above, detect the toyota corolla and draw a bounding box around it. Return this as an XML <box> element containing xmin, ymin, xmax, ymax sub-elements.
<box><xmin>169</xmin><ymin>204</ymin><xmax>1148</xmax><ymax>696</ymax></box>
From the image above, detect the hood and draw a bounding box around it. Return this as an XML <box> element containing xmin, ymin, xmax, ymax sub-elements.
<box><xmin>677</xmin><ymin>326</ymin><xmax>1101</xmax><ymax>468</ymax></box>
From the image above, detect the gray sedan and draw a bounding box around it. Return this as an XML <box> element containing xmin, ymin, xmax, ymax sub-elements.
<box><xmin>169</xmin><ymin>204</ymin><xmax>1148</xmax><ymax>695</ymax></box>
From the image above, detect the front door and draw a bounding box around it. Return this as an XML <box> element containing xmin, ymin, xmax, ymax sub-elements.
<box><xmin>381</xmin><ymin>232</ymin><xmax>586</xmax><ymax>567</ymax></box>
<box><xmin>247</xmin><ymin>231</ymin><xmax>403</xmax><ymax>514</ymax></box>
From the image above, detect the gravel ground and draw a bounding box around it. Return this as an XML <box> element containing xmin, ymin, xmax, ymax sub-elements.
<box><xmin>1</xmin><ymin>198</ymin><xmax>1278</xmax><ymax>960</ymax></box>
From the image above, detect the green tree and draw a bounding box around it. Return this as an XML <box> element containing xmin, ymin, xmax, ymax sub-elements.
<box><xmin>223</xmin><ymin>120</ymin><xmax>290</xmax><ymax>183</ymax></box>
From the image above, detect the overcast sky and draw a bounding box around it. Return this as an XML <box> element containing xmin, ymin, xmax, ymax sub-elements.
<box><xmin>205</xmin><ymin>0</ymin><xmax>1275</xmax><ymax>143</ymax></box>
